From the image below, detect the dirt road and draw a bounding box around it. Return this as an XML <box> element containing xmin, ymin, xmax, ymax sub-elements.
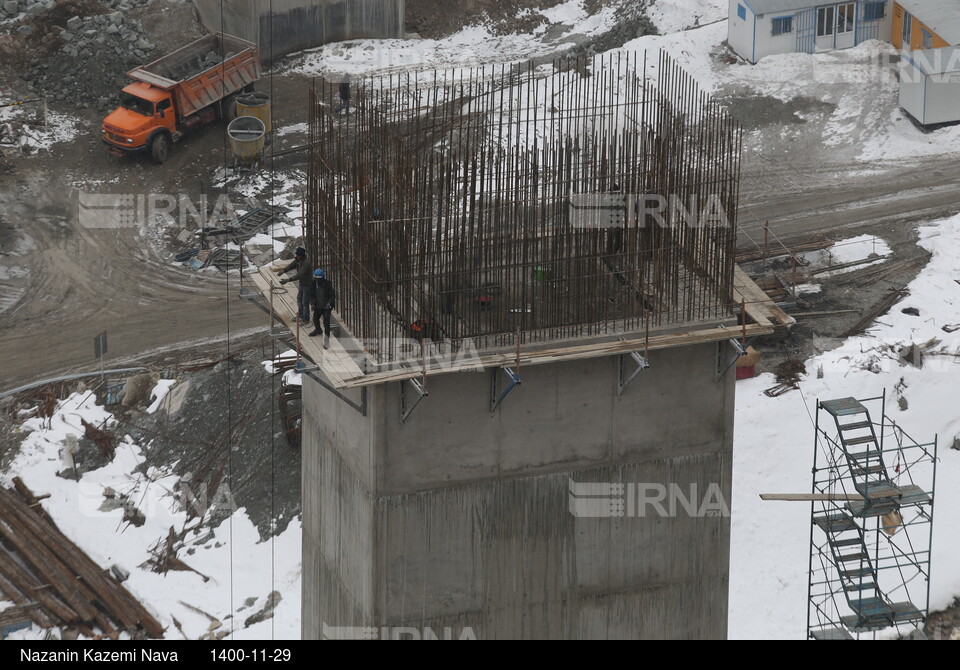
<box><xmin>738</xmin><ymin>156</ymin><xmax>960</xmax><ymax>245</ymax></box>
<box><xmin>0</xmin><ymin>70</ymin><xmax>316</xmax><ymax>392</ymax></box>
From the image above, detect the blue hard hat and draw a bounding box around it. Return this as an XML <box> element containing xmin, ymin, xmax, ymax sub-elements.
<box><xmin>314</xmin><ymin>269</ymin><xmax>326</xmax><ymax>279</ymax></box>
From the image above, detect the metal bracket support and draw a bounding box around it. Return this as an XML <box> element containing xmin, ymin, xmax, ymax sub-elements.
<box><xmin>490</xmin><ymin>367</ymin><xmax>521</xmax><ymax>412</ymax></box>
<box><xmin>617</xmin><ymin>351</ymin><xmax>650</xmax><ymax>396</ymax></box>
<box><xmin>295</xmin><ymin>360</ymin><xmax>320</xmax><ymax>374</ymax></box>
<box><xmin>717</xmin><ymin>337</ymin><xmax>755</xmax><ymax>382</ymax></box>
<box><xmin>301</xmin><ymin>368</ymin><xmax>368</xmax><ymax>416</ymax></box>
<box><xmin>400</xmin><ymin>378</ymin><xmax>428</xmax><ymax>423</ymax></box>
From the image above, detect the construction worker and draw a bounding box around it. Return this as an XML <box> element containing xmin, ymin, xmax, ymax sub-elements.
<box><xmin>338</xmin><ymin>75</ymin><xmax>351</xmax><ymax>116</ymax></box>
<box><xmin>272</xmin><ymin>247</ymin><xmax>313</xmax><ymax>324</ymax></box>
<box><xmin>310</xmin><ymin>268</ymin><xmax>337</xmax><ymax>349</ymax></box>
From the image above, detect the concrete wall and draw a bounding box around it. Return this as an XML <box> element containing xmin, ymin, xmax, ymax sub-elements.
<box><xmin>194</xmin><ymin>0</ymin><xmax>405</xmax><ymax>62</ymax></box>
<box><xmin>303</xmin><ymin>340</ymin><xmax>736</xmax><ymax>639</ymax></box>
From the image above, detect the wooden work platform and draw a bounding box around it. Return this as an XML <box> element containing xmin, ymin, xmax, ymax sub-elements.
<box><xmin>249</xmin><ymin>266</ymin><xmax>366</xmax><ymax>388</ymax></box>
<box><xmin>248</xmin><ymin>264</ymin><xmax>794</xmax><ymax>390</ymax></box>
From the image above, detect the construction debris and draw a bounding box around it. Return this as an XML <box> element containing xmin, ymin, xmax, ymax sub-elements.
<box><xmin>120</xmin><ymin>371</ymin><xmax>160</xmax><ymax>408</ymax></box>
<box><xmin>763</xmin><ymin>359</ymin><xmax>806</xmax><ymax>397</ymax></box>
<box><xmin>841</xmin><ymin>288</ymin><xmax>910</xmax><ymax>338</ymax></box>
<box><xmin>80</xmin><ymin>417</ymin><xmax>117</xmax><ymax>460</ymax></box>
<box><xmin>142</xmin><ymin>527</ymin><xmax>210</xmax><ymax>582</ymax></box>
<box><xmin>0</xmin><ymin>479</ymin><xmax>164</xmax><ymax>638</ymax></box>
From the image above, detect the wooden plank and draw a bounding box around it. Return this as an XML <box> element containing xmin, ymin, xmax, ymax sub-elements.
<box><xmin>0</xmin><ymin>487</ymin><xmax>163</xmax><ymax>638</ymax></box>
<box><xmin>733</xmin><ymin>266</ymin><xmax>796</xmax><ymax>329</ymax></box>
<box><xmin>251</xmin><ymin>265</ymin><xmax>786</xmax><ymax>390</ymax></box>
<box><xmin>0</xmin><ymin>508</ymin><xmax>99</xmax><ymax>622</ymax></box>
<box><xmin>339</xmin><ymin>322</ymin><xmax>774</xmax><ymax>389</ymax></box>
<box><xmin>760</xmin><ymin>493</ymin><xmax>864</xmax><ymax>502</ymax></box>
<box><xmin>250</xmin><ymin>266</ymin><xmax>366</xmax><ymax>387</ymax></box>
<box><xmin>0</xmin><ymin>551</ymin><xmax>78</xmax><ymax>624</ymax></box>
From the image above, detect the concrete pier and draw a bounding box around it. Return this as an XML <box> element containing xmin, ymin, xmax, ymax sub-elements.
<box><xmin>301</xmin><ymin>341</ymin><xmax>734</xmax><ymax>639</ymax></box>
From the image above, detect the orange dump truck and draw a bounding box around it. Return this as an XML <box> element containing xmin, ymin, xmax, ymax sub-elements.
<box><xmin>102</xmin><ymin>33</ymin><xmax>261</xmax><ymax>164</ymax></box>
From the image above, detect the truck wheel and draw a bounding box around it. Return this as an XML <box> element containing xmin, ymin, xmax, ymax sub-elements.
<box><xmin>150</xmin><ymin>134</ymin><xmax>170</xmax><ymax>164</ymax></box>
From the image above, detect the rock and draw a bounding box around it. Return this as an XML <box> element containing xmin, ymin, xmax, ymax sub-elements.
<box><xmin>3</xmin><ymin>0</ymin><xmax>18</xmax><ymax>14</ymax></box>
<box><xmin>120</xmin><ymin>372</ymin><xmax>161</xmax><ymax>408</ymax></box>
<box><xmin>901</xmin><ymin>307</ymin><xmax>920</xmax><ymax>316</ymax></box>
<box><xmin>109</xmin><ymin>11</ymin><xmax>121</xmax><ymax>24</ymax></box>
<box><xmin>952</xmin><ymin>435</ymin><xmax>959</xmax><ymax>451</ymax></box>
<box><xmin>60</xmin><ymin>31</ymin><xmax>74</xmax><ymax>42</ymax></box>
<box><xmin>66</xmin><ymin>15</ymin><xmax>82</xmax><ymax>31</ymax></box>
<box><xmin>244</xmin><ymin>592</ymin><xmax>281</xmax><ymax>627</ymax></box>
<box><xmin>26</xmin><ymin>2</ymin><xmax>43</xmax><ymax>15</ymax></box>
<box><xmin>898</xmin><ymin>394</ymin><xmax>908</xmax><ymax>411</ymax></box>
<box><xmin>106</xmin><ymin>23</ymin><xmax>118</xmax><ymax>33</ymax></box>
<box><xmin>17</xmin><ymin>24</ymin><xmax>32</xmax><ymax>35</ymax></box>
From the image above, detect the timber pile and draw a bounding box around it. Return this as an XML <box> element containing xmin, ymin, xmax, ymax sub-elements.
<box><xmin>0</xmin><ymin>478</ymin><xmax>164</xmax><ymax>639</ymax></box>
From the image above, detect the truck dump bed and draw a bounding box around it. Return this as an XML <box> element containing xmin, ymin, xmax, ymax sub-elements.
<box><xmin>126</xmin><ymin>33</ymin><xmax>260</xmax><ymax>119</ymax></box>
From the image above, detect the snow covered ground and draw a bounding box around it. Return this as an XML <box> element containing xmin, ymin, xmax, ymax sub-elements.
<box><xmin>729</xmin><ymin>214</ymin><xmax>960</xmax><ymax>639</ymax></box>
<box><xmin>0</xmin><ymin>97</ymin><xmax>81</xmax><ymax>155</ymax></box>
<box><xmin>286</xmin><ymin>0</ymin><xmax>622</xmax><ymax>78</ymax></box>
<box><xmin>3</xmin><ymin>389</ymin><xmax>301</xmax><ymax>640</ymax></box>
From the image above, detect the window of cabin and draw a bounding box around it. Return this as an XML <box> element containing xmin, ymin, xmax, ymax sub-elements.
<box><xmin>772</xmin><ymin>16</ymin><xmax>793</xmax><ymax>36</ymax></box>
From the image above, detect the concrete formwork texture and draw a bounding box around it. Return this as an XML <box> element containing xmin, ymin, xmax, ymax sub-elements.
<box><xmin>301</xmin><ymin>340</ymin><xmax>735</xmax><ymax>640</ymax></box>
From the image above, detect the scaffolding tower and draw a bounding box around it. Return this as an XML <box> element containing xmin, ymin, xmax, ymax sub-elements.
<box><xmin>807</xmin><ymin>393</ymin><xmax>937</xmax><ymax>640</ymax></box>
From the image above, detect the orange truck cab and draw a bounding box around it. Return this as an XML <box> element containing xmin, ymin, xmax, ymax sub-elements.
<box><xmin>102</xmin><ymin>33</ymin><xmax>260</xmax><ymax>164</ymax></box>
<box><xmin>103</xmin><ymin>83</ymin><xmax>177</xmax><ymax>159</ymax></box>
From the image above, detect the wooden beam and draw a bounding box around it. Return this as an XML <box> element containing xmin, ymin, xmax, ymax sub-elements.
<box><xmin>339</xmin><ymin>322</ymin><xmax>774</xmax><ymax>389</ymax></box>
<box><xmin>250</xmin><ymin>264</ymin><xmax>785</xmax><ymax>391</ymax></box>
<box><xmin>760</xmin><ymin>493</ymin><xmax>863</xmax><ymax>501</ymax></box>
<box><xmin>249</xmin><ymin>267</ymin><xmax>367</xmax><ymax>387</ymax></box>
<box><xmin>733</xmin><ymin>265</ymin><xmax>796</xmax><ymax>329</ymax></box>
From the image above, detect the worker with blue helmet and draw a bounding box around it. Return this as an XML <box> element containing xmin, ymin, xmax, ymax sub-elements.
<box><xmin>310</xmin><ymin>268</ymin><xmax>336</xmax><ymax>349</ymax></box>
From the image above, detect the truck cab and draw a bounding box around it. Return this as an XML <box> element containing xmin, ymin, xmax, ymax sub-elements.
<box><xmin>102</xmin><ymin>33</ymin><xmax>260</xmax><ymax>164</ymax></box>
<box><xmin>102</xmin><ymin>82</ymin><xmax>176</xmax><ymax>159</ymax></box>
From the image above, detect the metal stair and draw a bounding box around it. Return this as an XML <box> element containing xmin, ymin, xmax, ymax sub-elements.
<box><xmin>819</xmin><ymin>398</ymin><xmax>901</xmax><ymax>516</ymax></box>
<box><xmin>807</xmin><ymin>394</ymin><xmax>936</xmax><ymax>640</ymax></box>
<box><xmin>813</xmin><ymin>511</ymin><xmax>924</xmax><ymax>631</ymax></box>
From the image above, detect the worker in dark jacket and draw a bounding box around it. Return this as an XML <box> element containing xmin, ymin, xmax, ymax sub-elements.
<box><xmin>272</xmin><ymin>247</ymin><xmax>313</xmax><ymax>323</ymax></box>
<box><xmin>338</xmin><ymin>75</ymin><xmax>351</xmax><ymax>116</ymax></box>
<box><xmin>310</xmin><ymin>268</ymin><xmax>336</xmax><ymax>349</ymax></box>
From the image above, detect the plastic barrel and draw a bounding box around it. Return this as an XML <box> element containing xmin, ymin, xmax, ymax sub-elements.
<box><xmin>236</xmin><ymin>92</ymin><xmax>272</xmax><ymax>134</ymax></box>
<box><xmin>227</xmin><ymin>116</ymin><xmax>265</xmax><ymax>167</ymax></box>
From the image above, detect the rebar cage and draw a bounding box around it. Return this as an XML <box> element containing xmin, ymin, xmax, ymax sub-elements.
<box><xmin>307</xmin><ymin>52</ymin><xmax>743</xmax><ymax>364</ymax></box>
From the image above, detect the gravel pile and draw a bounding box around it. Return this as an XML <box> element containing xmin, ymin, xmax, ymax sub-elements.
<box><xmin>4</xmin><ymin>0</ymin><xmax>159</xmax><ymax>110</ymax></box>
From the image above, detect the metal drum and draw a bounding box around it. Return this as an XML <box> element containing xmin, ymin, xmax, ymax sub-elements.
<box><xmin>236</xmin><ymin>92</ymin><xmax>272</xmax><ymax>134</ymax></box>
<box><xmin>227</xmin><ymin>116</ymin><xmax>265</xmax><ymax>168</ymax></box>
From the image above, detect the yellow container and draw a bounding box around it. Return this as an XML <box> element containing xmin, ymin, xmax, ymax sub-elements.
<box><xmin>227</xmin><ymin>116</ymin><xmax>265</xmax><ymax>167</ymax></box>
<box><xmin>236</xmin><ymin>92</ymin><xmax>272</xmax><ymax>134</ymax></box>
